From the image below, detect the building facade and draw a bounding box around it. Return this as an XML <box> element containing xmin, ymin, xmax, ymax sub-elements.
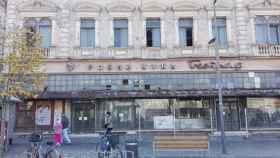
<box><xmin>2</xmin><ymin>0</ymin><xmax>280</xmax><ymax>133</ymax></box>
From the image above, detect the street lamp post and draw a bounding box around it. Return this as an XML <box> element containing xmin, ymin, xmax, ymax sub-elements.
<box><xmin>213</xmin><ymin>0</ymin><xmax>227</xmax><ymax>154</ymax></box>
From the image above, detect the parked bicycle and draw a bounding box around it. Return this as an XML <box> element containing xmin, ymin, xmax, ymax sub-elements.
<box><xmin>26</xmin><ymin>132</ymin><xmax>63</xmax><ymax>158</ymax></box>
<box><xmin>95</xmin><ymin>132</ymin><xmax>123</xmax><ymax>158</ymax></box>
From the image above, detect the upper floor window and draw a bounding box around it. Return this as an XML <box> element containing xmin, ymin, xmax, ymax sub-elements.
<box><xmin>255</xmin><ymin>16</ymin><xmax>280</xmax><ymax>45</ymax></box>
<box><xmin>24</xmin><ymin>18</ymin><xmax>52</xmax><ymax>48</ymax></box>
<box><xmin>114</xmin><ymin>19</ymin><xmax>128</xmax><ymax>48</ymax></box>
<box><xmin>80</xmin><ymin>19</ymin><xmax>95</xmax><ymax>48</ymax></box>
<box><xmin>212</xmin><ymin>17</ymin><xmax>227</xmax><ymax>48</ymax></box>
<box><xmin>179</xmin><ymin>18</ymin><xmax>193</xmax><ymax>47</ymax></box>
<box><xmin>146</xmin><ymin>19</ymin><xmax>161</xmax><ymax>47</ymax></box>
<box><xmin>39</xmin><ymin>19</ymin><xmax>51</xmax><ymax>48</ymax></box>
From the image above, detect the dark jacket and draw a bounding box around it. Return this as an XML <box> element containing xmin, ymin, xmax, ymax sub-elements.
<box><xmin>61</xmin><ymin>115</ymin><xmax>69</xmax><ymax>129</ymax></box>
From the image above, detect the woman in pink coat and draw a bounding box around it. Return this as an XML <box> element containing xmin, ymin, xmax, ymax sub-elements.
<box><xmin>54</xmin><ymin>118</ymin><xmax>63</xmax><ymax>146</ymax></box>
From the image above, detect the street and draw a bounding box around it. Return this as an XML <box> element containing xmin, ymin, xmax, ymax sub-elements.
<box><xmin>4</xmin><ymin>133</ymin><xmax>280</xmax><ymax>158</ymax></box>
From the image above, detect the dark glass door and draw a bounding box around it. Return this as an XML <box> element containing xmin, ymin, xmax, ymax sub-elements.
<box><xmin>216</xmin><ymin>99</ymin><xmax>242</xmax><ymax>131</ymax></box>
<box><xmin>72</xmin><ymin>102</ymin><xmax>95</xmax><ymax>133</ymax></box>
<box><xmin>223</xmin><ymin>101</ymin><xmax>240</xmax><ymax>131</ymax></box>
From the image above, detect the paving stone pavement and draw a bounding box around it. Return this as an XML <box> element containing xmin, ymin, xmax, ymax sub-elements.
<box><xmin>3</xmin><ymin>133</ymin><xmax>280</xmax><ymax>158</ymax></box>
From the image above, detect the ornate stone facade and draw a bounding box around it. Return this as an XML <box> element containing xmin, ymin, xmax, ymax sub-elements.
<box><xmin>2</xmin><ymin>0</ymin><xmax>279</xmax><ymax>62</ymax></box>
<box><xmin>4</xmin><ymin>0</ymin><xmax>280</xmax><ymax>133</ymax></box>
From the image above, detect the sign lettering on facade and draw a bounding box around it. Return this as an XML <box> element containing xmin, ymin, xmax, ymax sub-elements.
<box><xmin>188</xmin><ymin>60</ymin><xmax>242</xmax><ymax>70</ymax></box>
<box><xmin>64</xmin><ymin>60</ymin><xmax>244</xmax><ymax>72</ymax></box>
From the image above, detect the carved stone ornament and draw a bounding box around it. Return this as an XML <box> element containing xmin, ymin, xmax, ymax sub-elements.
<box><xmin>66</xmin><ymin>62</ymin><xmax>76</xmax><ymax>72</ymax></box>
<box><xmin>188</xmin><ymin>60</ymin><xmax>242</xmax><ymax>70</ymax></box>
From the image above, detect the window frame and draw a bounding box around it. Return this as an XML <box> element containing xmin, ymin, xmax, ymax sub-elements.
<box><xmin>80</xmin><ymin>18</ymin><xmax>96</xmax><ymax>48</ymax></box>
<box><xmin>113</xmin><ymin>19</ymin><xmax>129</xmax><ymax>48</ymax></box>
<box><xmin>39</xmin><ymin>18</ymin><xmax>52</xmax><ymax>48</ymax></box>
<box><xmin>23</xmin><ymin>17</ymin><xmax>52</xmax><ymax>48</ymax></box>
<box><xmin>255</xmin><ymin>15</ymin><xmax>280</xmax><ymax>45</ymax></box>
<box><xmin>212</xmin><ymin>17</ymin><xmax>228</xmax><ymax>49</ymax></box>
<box><xmin>146</xmin><ymin>18</ymin><xmax>161</xmax><ymax>48</ymax></box>
<box><xmin>178</xmin><ymin>18</ymin><xmax>193</xmax><ymax>48</ymax></box>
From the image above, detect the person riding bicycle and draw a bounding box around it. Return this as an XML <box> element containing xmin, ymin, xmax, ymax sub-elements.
<box><xmin>104</xmin><ymin>112</ymin><xmax>113</xmax><ymax>136</ymax></box>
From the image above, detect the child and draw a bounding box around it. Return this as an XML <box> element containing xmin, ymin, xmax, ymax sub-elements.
<box><xmin>54</xmin><ymin>118</ymin><xmax>63</xmax><ymax>146</ymax></box>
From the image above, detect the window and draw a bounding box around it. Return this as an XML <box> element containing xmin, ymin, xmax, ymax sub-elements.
<box><xmin>212</xmin><ymin>17</ymin><xmax>228</xmax><ymax>48</ymax></box>
<box><xmin>24</xmin><ymin>18</ymin><xmax>37</xmax><ymax>47</ymax></box>
<box><xmin>24</xmin><ymin>18</ymin><xmax>52</xmax><ymax>48</ymax></box>
<box><xmin>179</xmin><ymin>18</ymin><xmax>193</xmax><ymax>47</ymax></box>
<box><xmin>255</xmin><ymin>16</ymin><xmax>280</xmax><ymax>44</ymax></box>
<box><xmin>114</xmin><ymin>19</ymin><xmax>128</xmax><ymax>48</ymax></box>
<box><xmin>80</xmin><ymin>19</ymin><xmax>95</xmax><ymax>48</ymax></box>
<box><xmin>39</xmin><ymin>19</ymin><xmax>51</xmax><ymax>48</ymax></box>
<box><xmin>146</xmin><ymin>19</ymin><xmax>161</xmax><ymax>47</ymax></box>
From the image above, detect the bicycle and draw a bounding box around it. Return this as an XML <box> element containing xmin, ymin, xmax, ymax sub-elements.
<box><xmin>95</xmin><ymin>132</ymin><xmax>123</xmax><ymax>158</ymax></box>
<box><xmin>26</xmin><ymin>132</ymin><xmax>63</xmax><ymax>158</ymax></box>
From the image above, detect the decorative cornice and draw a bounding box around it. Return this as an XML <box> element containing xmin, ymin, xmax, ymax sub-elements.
<box><xmin>72</xmin><ymin>1</ymin><xmax>102</xmax><ymax>12</ymax></box>
<box><xmin>106</xmin><ymin>1</ymin><xmax>136</xmax><ymax>12</ymax></box>
<box><xmin>172</xmin><ymin>0</ymin><xmax>203</xmax><ymax>11</ymax></box>
<box><xmin>141</xmin><ymin>1</ymin><xmax>168</xmax><ymax>12</ymax></box>
<box><xmin>16</xmin><ymin>0</ymin><xmax>60</xmax><ymax>12</ymax></box>
<box><xmin>246</xmin><ymin>0</ymin><xmax>280</xmax><ymax>10</ymax></box>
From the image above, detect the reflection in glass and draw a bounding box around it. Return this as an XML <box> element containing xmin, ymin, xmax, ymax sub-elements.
<box><xmin>247</xmin><ymin>98</ymin><xmax>280</xmax><ymax>128</ymax></box>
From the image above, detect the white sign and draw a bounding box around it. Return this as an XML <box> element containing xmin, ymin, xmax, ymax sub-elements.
<box><xmin>255</xmin><ymin>77</ymin><xmax>261</xmax><ymax>88</ymax></box>
<box><xmin>249</xmin><ymin>72</ymin><xmax>255</xmax><ymax>78</ymax></box>
<box><xmin>36</xmin><ymin>106</ymin><xmax>51</xmax><ymax>125</ymax></box>
<box><xmin>154</xmin><ymin>116</ymin><xmax>174</xmax><ymax>129</ymax></box>
<box><xmin>54</xmin><ymin>112</ymin><xmax>61</xmax><ymax>125</ymax></box>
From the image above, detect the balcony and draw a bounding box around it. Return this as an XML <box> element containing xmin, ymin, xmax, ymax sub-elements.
<box><xmin>253</xmin><ymin>44</ymin><xmax>280</xmax><ymax>56</ymax></box>
<box><xmin>72</xmin><ymin>47</ymin><xmax>204</xmax><ymax>59</ymax></box>
<box><xmin>42</xmin><ymin>47</ymin><xmax>57</xmax><ymax>58</ymax></box>
<box><xmin>73</xmin><ymin>47</ymin><xmax>138</xmax><ymax>59</ymax></box>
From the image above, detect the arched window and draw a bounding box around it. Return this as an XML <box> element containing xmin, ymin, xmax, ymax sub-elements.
<box><xmin>24</xmin><ymin>18</ymin><xmax>37</xmax><ymax>34</ymax></box>
<box><xmin>23</xmin><ymin>18</ymin><xmax>52</xmax><ymax>48</ymax></box>
<box><xmin>39</xmin><ymin>18</ymin><xmax>52</xmax><ymax>48</ymax></box>
<box><xmin>24</xmin><ymin>18</ymin><xmax>37</xmax><ymax>47</ymax></box>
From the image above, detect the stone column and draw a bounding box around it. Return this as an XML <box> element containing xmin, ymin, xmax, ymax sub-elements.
<box><xmin>5</xmin><ymin>0</ymin><xmax>16</xmax><ymax>32</ymax></box>
<box><xmin>98</xmin><ymin>9</ymin><xmax>111</xmax><ymax>48</ymax></box>
<box><xmin>163</xmin><ymin>8</ymin><xmax>176</xmax><ymax>49</ymax></box>
<box><xmin>197</xmin><ymin>7</ymin><xmax>209</xmax><ymax>54</ymax></box>
<box><xmin>58</xmin><ymin>8</ymin><xmax>71</xmax><ymax>57</ymax></box>
<box><xmin>235</xmin><ymin>0</ymin><xmax>250</xmax><ymax>55</ymax></box>
<box><xmin>130</xmin><ymin>8</ymin><xmax>144</xmax><ymax>57</ymax></box>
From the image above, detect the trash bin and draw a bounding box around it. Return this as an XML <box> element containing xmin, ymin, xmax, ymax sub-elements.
<box><xmin>125</xmin><ymin>140</ymin><xmax>138</xmax><ymax>158</ymax></box>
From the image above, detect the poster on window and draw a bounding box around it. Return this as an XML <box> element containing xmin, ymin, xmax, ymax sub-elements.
<box><xmin>154</xmin><ymin>116</ymin><xmax>174</xmax><ymax>129</ymax></box>
<box><xmin>36</xmin><ymin>105</ymin><xmax>51</xmax><ymax>125</ymax></box>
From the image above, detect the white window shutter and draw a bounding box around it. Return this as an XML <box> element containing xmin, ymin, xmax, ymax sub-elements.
<box><xmin>75</xmin><ymin>20</ymin><xmax>80</xmax><ymax>47</ymax></box>
<box><xmin>128</xmin><ymin>19</ymin><xmax>133</xmax><ymax>47</ymax></box>
<box><xmin>51</xmin><ymin>20</ymin><xmax>56</xmax><ymax>46</ymax></box>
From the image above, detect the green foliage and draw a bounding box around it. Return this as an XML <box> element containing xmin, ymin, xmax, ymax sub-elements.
<box><xmin>0</xmin><ymin>28</ymin><xmax>47</xmax><ymax>99</ymax></box>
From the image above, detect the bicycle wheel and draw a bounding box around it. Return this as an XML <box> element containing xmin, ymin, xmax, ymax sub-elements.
<box><xmin>96</xmin><ymin>144</ymin><xmax>105</xmax><ymax>158</ymax></box>
<box><xmin>45</xmin><ymin>148</ymin><xmax>60</xmax><ymax>158</ymax></box>
<box><xmin>27</xmin><ymin>149</ymin><xmax>39</xmax><ymax>158</ymax></box>
<box><xmin>111</xmin><ymin>145</ymin><xmax>123</xmax><ymax>158</ymax></box>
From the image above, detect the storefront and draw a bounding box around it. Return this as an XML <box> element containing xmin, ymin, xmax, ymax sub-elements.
<box><xmin>67</xmin><ymin>97</ymin><xmax>249</xmax><ymax>133</ymax></box>
<box><xmin>14</xmin><ymin>64</ymin><xmax>280</xmax><ymax>133</ymax></box>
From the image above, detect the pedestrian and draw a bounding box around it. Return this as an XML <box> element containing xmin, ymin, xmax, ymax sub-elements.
<box><xmin>61</xmin><ymin>113</ymin><xmax>72</xmax><ymax>144</ymax></box>
<box><xmin>104</xmin><ymin>112</ymin><xmax>113</xmax><ymax>136</ymax></box>
<box><xmin>54</xmin><ymin>118</ymin><xmax>62</xmax><ymax>146</ymax></box>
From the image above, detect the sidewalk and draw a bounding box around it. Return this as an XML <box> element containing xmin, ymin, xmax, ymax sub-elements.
<box><xmin>4</xmin><ymin>133</ymin><xmax>280</xmax><ymax>158</ymax></box>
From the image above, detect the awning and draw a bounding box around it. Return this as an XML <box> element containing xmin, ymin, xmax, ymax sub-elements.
<box><xmin>36</xmin><ymin>88</ymin><xmax>280</xmax><ymax>100</ymax></box>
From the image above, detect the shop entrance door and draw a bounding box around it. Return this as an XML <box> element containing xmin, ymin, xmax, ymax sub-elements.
<box><xmin>216</xmin><ymin>99</ymin><xmax>242</xmax><ymax>131</ymax></box>
<box><xmin>223</xmin><ymin>101</ymin><xmax>240</xmax><ymax>131</ymax></box>
<box><xmin>72</xmin><ymin>101</ymin><xmax>95</xmax><ymax>133</ymax></box>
